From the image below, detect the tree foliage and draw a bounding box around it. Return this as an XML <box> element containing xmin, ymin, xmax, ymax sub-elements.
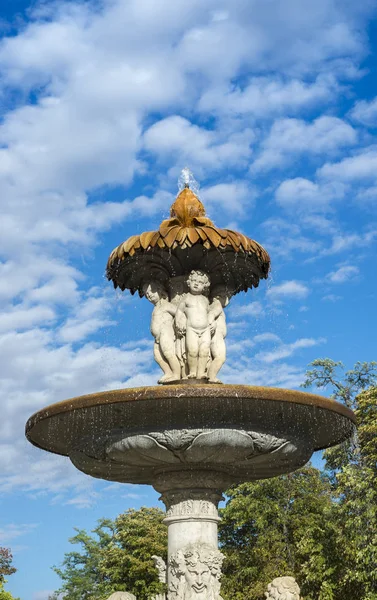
<box><xmin>0</xmin><ymin>548</ymin><xmax>18</xmax><ymax>600</ymax></box>
<box><xmin>53</xmin><ymin>507</ymin><xmax>167</xmax><ymax>600</ymax></box>
<box><xmin>0</xmin><ymin>583</ymin><xmax>19</xmax><ymax>600</ymax></box>
<box><xmin>219</xmin><ymin>467</ymin><xmax>337</xmax><ymax>600</ymax></box>
<box><xmin>0</xmin><ymin>549</ymin><xmax>16</xmax><ymax>584</ymax></box>
<box><xmin>302</xmin><ymin>359</ymin><xmax>377</xmax><ymax>600</ymax></box>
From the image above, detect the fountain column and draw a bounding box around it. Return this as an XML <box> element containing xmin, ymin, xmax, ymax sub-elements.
<box><xmin>154</xmin><ymin>472</ymin><xmax>231</xmax><ymax>600</ymax></box>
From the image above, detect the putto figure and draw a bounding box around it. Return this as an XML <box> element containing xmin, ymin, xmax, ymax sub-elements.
<box><xmin>143</xmin><ymin>281</ymin><xmax>181</xmax><ymax>383</ymax></box>
<box><xmin>207</xmin><ymin>284</ymin><xmax>232</xmax><ymax>383</ymax></box>
<box><xmin>169</xmin><ymin>542</ymin><xmax>224</xmax><ymax>600</ymax></box>
<box><xmin>175</xmin><ymin>271</ymin><xmax>214</xmax><ymax>380</ymax></box>
<box><xmin>264</xmin><ymin>576</ymin><xmax>301</xmax><ymax>600</ymax></box>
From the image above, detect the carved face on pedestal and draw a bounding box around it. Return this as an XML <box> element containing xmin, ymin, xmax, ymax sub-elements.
<box><xmin>184</xmin><ymin>561</ymin><xmax>212</xmax><ymax>600</ymax></box>
<box><xmin>169</xmin><ymin>543</ymin><xmax>224</xmax><ymax>600</ymax></box>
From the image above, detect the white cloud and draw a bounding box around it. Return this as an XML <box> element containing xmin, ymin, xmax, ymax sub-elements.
<box><xmin>198</xmin><ymin>75</ymin><xmax>337</xmax><ymax>118</ymax></box>
<box><xmin>143</xmin><ymin>116</ymin><xmax>254</xmax><ymax>175</ymax></box>
<box><xmin>261</xmin><ymin>217</ymin><xmax>323</xmax><ymax>258</ymax></box>
<box><xmin>275</xmin><ymin>177</ymin><xmax>346</xmax><ymax>213</ymax></box>
<box><xmin>349</xmin><ymin>96</ymin><xmax>377</xmax><ymax>127</ymax></box>
<box><xmin>322</xmin><ymin>294</ymin><xmax>342</xmax><ymax>302</ymax></box>
<box><xmin>267</xmin><ymin>280</ymin><xmax>310</xmax><ymax>300</ymax></box>
<box><xmin>0</xmin><ymin>523</ymin><xmax>38</xmax><ymax>544</ymax></box>
<box><xmin>327</xmin><ymin>265</ymin><xmax>359</xmax><ymax>283</ymax></box>
<box><xmin>256</xmin><ymin>337</ymin><xmax>325</xmax><ymax>363</ymax></box>
<box><xmin>253</xmin><ymin>333</ymin><xmax>281</xmax><ymax>344</ymax></box>
<box><xmin>201</xmin><ymin>181</ymin><xmax>256</xmax><ymax>215</ymax></box>
<box><xmin>0</xmin><ymin>305</ymin><xmax>56</xmax><ymax>334</ymax></box>
<box><xmin>57</xmin><ymin>289</ymin><xmax>115</xmax><ymax>343</ymax></box>
<box><xmin>321</xmin><ymin>230</ymin><xmax>377</xmax><ymax>255</ymax></box>
<box><xmin>230</xmin><ymin>301</ymin><xmax>263</xmax><ymax>319</ymax></box>
<box><xmin>318</xmin><ymin>147</ymin><xmax>377</xmax><ymax>182</ymax></box>
<box><xmin>252</xmin><ymin>116</ymin><xmax>357</xmax><ymax>173</ymax></box>
<box><xmin>222</xmin><ymin>359</ymin><xmax>308</xmax><ymax>389</ymax></box>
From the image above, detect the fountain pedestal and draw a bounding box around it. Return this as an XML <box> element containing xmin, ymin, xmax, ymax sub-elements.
<box><xmin>157</xmin><ymin>483</ymin><xmax>224</xmax><ymax>599</ymax></box>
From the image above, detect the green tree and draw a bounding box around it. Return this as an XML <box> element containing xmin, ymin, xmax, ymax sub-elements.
<box><xmin>302</xmin><ymin>360</ymin><xmax>377</xmax><ymax>600</ymax></box>
<box><xmin>0</xmin><ymin>583</ymin><xmax>19</xmax><ymax>600</ymax></box>
<box><xmin>0</xmin><ymin>547</ymin><xmax>19</xmax><ymax>600</ymax></box>
<box><xmin>356</xmin><ymin>386</ymin><xmax>377</xmax><ymax>476</ymax></box>
<box><xmin>220</xmin><ymin>466</ymin><xmax>337</xmax><ymax>600</ymax></box>
<box><xmin>53</xmin><ymin>507</ymin><xmax>167</xmax><ymax>600</ymax></box>
<box><xmin>0</xmin><ymin>548</ymin><xmax>16</xmax><ymax>584</ymax></box>
<box><xmin>302</xmin><ymin>359</ymin><xmax>377</xmax><ymax>472</ymax></box>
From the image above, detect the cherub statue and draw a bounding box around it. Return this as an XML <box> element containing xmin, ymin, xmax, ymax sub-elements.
<box><xmin>264</xmin><ymin>576</ymin><xmax>301</xmax><ymax>600</ymax></box>
<box><xmin>143</xmin><ymin>281</ymin><xmax>181</xmax><ymax>383</ymax></box>
<box><xmin>175</xmin><ymin>271</ymin><xmax>214</xmax><ymax>380</ymax></box>
<box><xmin>207</xmin><ymin>284</ymin><xmax>232</xmax><ymax>383</ymax></box>
<box><xmin>152</xmin><ymin>555</ymin><xmax>167</xmax><ymax>583</ymax></box>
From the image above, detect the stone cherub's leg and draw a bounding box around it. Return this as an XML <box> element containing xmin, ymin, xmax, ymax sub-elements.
<box><xmin>154</xmin><ymin>343</ymin><xmax>173</xmax><ymax>383</ymax></box>
<box><xmin>159</xmin><ymin>328</ymin><xmax>181</xmax><ymax>382</ymax></box>
<box><xmin>208</xmin><ymin>333</ymin><xmax>226</xmax><ymax>383</ymax></box>
<box><xmin>186</xmin><ymin>328</ymin><xmax>200</xmax><ymax>378</ymax></box>
<box><xmin>197</xmin><ymin>329</ymin><xmax>211</xmax><ymax>379</ymax></box>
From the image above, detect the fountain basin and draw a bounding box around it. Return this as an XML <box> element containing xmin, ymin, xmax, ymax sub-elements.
<box><xmin>26</xmin><ymin>384</ymin><xmax>355</xmax><ymax>488</ymax></box>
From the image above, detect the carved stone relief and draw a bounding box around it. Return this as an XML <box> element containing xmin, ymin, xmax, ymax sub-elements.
<box><xmin>70</xmin><ymin>426</ymin><xmax>312</xmax><ymax>488</ymax></box>
<box><xmin>265</xmin><ymin>577</ymin><xmax>301</xmax><ymax>600</ymax></box>
<box><xmin>169</xmin><ymin>543</ymin><xmax>224</xmax><ymax>600</ymax></box>
<box><xmin>106</xmin><ymin>592</ymin><xmax>137</xmax><ymax>600</ymax></box>
<box><xmin>106</xmin><ymin>428</ymin><xmax>295</xmax><ymax>468</ymax></box>
<box><xmin>152</xmin><ymin>555</ymin><xmax>167</xmax><ymax>584</ymax></box>
<box><xmin>164</xmin><ymin>498</ymin><xmax>219</xmax><ymax>520</ymax></box>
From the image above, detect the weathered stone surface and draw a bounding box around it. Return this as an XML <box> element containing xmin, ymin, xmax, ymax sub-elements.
<box><xmin>265</xmin><ymin>576</ymin><xmax>301</xmax><ymax>600</ymax></box>
<box><xmin>152</xmin><ymin>555</ymin><xmax>167</xmax><ymax>584</ymax></box>
<box><xmin>169</xmin><ymin>543</ymin><xmax>224</xmax><ymax>600</ymax></box>
<box><xmin>106</xmin><ymin>592</ymin><xmax>137</xmax><ymax>600</ymax></box>
<box><xmin>25</xmin><ymin>384</ymin><xmax>355</xmax><ymax>487</ymax></box>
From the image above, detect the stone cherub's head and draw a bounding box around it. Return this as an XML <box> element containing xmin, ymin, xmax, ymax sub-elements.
<box><xmin>142</xmin><ymin>281</ymin><xmax>169</xmax><ymax>305</ymax></box>
<box><xmin>211</xmin><ymin>284</ymin><xmax>233</xmax><ymax>308</ymax></box>
<box><xmin>187</xmin><ymin>271</ymin><xmax>211</xmax><ymax>296</ymax></box>
<box><xmin>265</xmin><ymin>577</ymin><xmax>301</xmax><ymax>600</ymax></box>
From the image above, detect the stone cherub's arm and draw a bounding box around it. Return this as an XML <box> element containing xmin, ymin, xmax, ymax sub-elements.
<box><xmin>163</xmin><ymin>300</ymin><xmax>177</xmax><ymax>317</ymax></box>
<box><xmin>175</xmin><ymin>299</ymin><xmax>187</xmax><ymax>337</ymax></box>
<box><xmin>208</xmin><ymin>298</ymin><xmax>223</xmax><ymax>333</ymax></box>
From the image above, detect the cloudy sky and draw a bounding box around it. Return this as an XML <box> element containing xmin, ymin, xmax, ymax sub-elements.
<box><xmin>0</xmin><ymin>0</ymin><xmax>376</xmax><ymax>598</ymax></box>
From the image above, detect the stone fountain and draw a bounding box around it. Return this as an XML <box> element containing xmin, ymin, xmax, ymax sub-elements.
<box><xmin>26</xmin><ymin>170</ymin><xmax>355</xmax><ymax>600</ymax></box>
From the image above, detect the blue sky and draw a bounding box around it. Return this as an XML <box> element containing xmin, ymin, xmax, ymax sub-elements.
<box><xmin>0</xmin><ymin>0</ymin><xmax>377</xmax><ymax>598</ymax></box>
